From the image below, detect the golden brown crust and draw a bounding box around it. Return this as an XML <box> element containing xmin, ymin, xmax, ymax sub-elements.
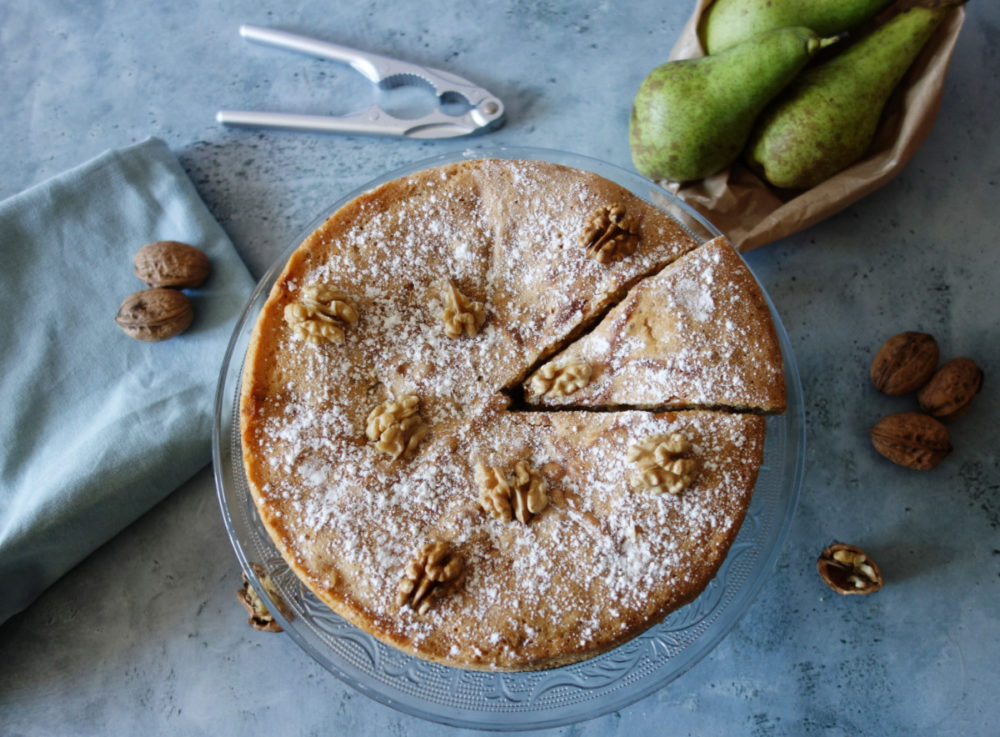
<box><xmin>238</xmin><ymin>159</ymin><xmax>780</xmax><ymax>670</ymax></box>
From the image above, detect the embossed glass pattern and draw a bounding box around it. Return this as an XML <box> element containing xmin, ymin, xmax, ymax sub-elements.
<box><xmin>213</xmin><ymin>148</ymin><xmax>805</xmax><ymax>730</ymax></box>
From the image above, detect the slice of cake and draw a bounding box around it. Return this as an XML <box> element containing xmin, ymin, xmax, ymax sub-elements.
<box><xmin>523</xmin><ymin>236</ymin><xmax>786</xmax><ymax>413</ymax></box>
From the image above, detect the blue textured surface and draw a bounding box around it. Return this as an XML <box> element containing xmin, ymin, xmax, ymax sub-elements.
<box><xmin>1</xmin><ymin>1</ymin><xmax>998</xmax><ymax>735</ymax></box>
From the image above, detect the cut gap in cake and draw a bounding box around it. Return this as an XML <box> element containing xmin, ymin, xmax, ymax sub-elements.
<box><xmin>519</xmin><ymin>236</ymin><xmax>786</xmax><ymax>415</ymax></box>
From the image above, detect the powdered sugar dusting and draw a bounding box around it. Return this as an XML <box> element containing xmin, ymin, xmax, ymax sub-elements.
<box><xmin>240</xmin><ymin>160</ymin><xmax>766</xmax><ymax>670</ymax></box>
<box><xmin>528</xmin><ymin>237</ymin><xmax>785</xmax><ymax>412</ymax></box>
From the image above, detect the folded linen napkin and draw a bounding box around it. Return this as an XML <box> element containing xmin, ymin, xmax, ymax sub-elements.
<box><xmin>0</xmin><ymin>137</ymin><xmax>255</xmax><ymax>624</ymax></box>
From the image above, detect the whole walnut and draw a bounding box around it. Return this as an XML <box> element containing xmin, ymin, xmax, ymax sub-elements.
<box><xmin>115</xmin><ymin>288</ymin><xmax>194</xmax><ymax>342</ymax></box>
<box><xmin>918</xmin><ymin>358</ymin><xmax>983</xmax><ymax>422</ymax></box>
<box><xmin>133</xmin><ymin>240</ymin><xmax>211</xmax><ymax>289</ymax></box>
<box><xmin>870</xmin><ymin>331</ymin><xmax>938</xmax><ymax>395</ymax></box>
<box><xmin>869</xmin><ymin>412</ymin><xmax>951</xmax><ymax>471</ymax></box>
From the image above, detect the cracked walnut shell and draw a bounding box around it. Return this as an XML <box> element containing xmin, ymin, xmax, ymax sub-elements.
<box><xmin>237</xmin><ymin>565</ymin><xmax>284</xmax><ymax>632</ymax></box>
<box><xmin>817</xmin><ymin>543</ymin><xmax>883</xmax><ymax>595</ymax></box>
<box><xmin>530</xmin><ymin>359</ymin><xmax>592</xmax><ymax>398</ymax></box>
<box><xmin>628</xmin><ymin>433</ymin><xmax>698</xmax><ymax>495</ymax></box>
<box><xmin>476</xmin><ymin>460</ymin><xmax>548</xmax><ymax>524</ymax></box>
<box><xmin>366</xmin><ymin>394</ymin><xmax>427</xmax><ymax>460</ymax></box>
<box><xmin>397</xmin><ymin>541</ymin><xmax>465</xmax><ymax>615</ymax></box>
<box><xmin>579</xmin><ymin>203</ymin><xmax>639</xmax><ymax>264</ymax></box>
<box><xmin>284</xmin><ymin>285</ymin><xmax>358</xmax><ymax>344</ymax></box>
<box><xmin>441</xmin><ymin>280</ymin><xmax>486</xmax><ymax>338</ymax></box>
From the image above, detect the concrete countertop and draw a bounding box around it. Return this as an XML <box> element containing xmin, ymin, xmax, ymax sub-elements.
<box><xmin>2</xmin><ymin>1</ymin><xmax>998</xmax><ymax>735</ymax></box>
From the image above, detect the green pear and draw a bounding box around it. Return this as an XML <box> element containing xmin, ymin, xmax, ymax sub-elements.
<box><xmin>701</xmin><ymin>0</ymin><xmax>892</xmax><ymax>54</ymax></box>
<box><xmin>630</xmin><ymin>27</ymin><xmax>837</xmax><ymax>183</ymax></box>
<box><xmin>745</xmin><ymin>3</ymin><xmax>959</xmax><ymax>190</ymax></box>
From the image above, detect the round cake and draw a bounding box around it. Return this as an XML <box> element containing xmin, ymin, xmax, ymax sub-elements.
<box><xmin>239</xmin><ymin>158</ymin><xmax>786</xmax><ymax>671</ymax></box>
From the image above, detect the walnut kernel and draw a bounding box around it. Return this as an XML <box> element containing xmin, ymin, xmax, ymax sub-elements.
<box><xmin>475</xmin><ymin>460</ymin><xmax>548</xmax><ymax>524</ymax></box>
<box><xmin>817</xmin><ymin>543</ymin><xmax>883</xmax><ymax>595</ymax></box>
<box><xmin>441</xmin><ymin>281</ymin><xmax>486</xmax><ymax>338</ymax></box>
<box><xmin>475</xmin><ymin>463</ymin><xmax>514</xmax><ymax>523</ymax></box>
<box><xmin>366</xmin><ymin>394</ymin><xmax>427</xmax><ymax>460</ymax></box>
<box><xmin>530</xmin><ymin>359</ymin><xmax>592</xmax><ymax>398</ymax></box>
<box><xmin>284</xmin><ymin>285</ymin><xmax>358</xmax><ymax>344</ymax></box>
<box><xmin>510</xmin><ymin>461</ymin><xmax>548</xmax><ymax>523</ymax></box>
<box><xmin>579</xmin><ymin>203</ymin><xmax>639</xmax><ymax>264</ymax></box>
<box><xmin>396</xmin><ymin>541</ymin><xmax>465</xmax><ymax>615</ymax></box>
<box><xmin>628</xmin><ymin>433</ymin><xmax>698</xmax><ymax>495</ymax></box>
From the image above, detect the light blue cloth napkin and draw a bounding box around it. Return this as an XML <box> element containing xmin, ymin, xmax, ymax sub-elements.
<box><xmin>0</xmin><ymin>137</ymin><xmax>255</xmax><ymax>624</ymax></box>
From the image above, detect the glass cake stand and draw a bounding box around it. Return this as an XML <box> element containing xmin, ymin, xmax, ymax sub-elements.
<box><xmin>213</xmin><ymin>147</ymin><xmax>806</xmax><ymax>731</ymax></box>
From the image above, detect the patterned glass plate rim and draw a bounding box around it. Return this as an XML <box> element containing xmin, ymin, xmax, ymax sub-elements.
<box><xmin>212</xmin><ymin>146</ymin><xmax>806</xmax><ymax>731</ymax></box>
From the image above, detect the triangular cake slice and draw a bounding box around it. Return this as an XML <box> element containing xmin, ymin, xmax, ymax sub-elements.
<box><xmin>523</xmin><ymin>236</ymin><xmax>786</xmax><ymax>413</ymax></box>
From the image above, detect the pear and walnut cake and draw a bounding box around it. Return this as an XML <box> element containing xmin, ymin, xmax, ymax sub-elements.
<box><xmin>239</xmin><ymin>158</ymin><xmax>785</xmax><ymax>671</ymax></box>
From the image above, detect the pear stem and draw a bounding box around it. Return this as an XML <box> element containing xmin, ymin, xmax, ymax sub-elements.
<box><xmin>807</xmin><ymin>33</ymin><xmax>847</xmax><ymax>55</ymax></box>
<box><xmin>819</xmin><ymin>33</ymin><xmax>848</xmax><ymax>50</ymax></box>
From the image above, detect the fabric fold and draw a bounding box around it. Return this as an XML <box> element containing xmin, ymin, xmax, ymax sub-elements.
<box><xmin>0</xmin><ymin>137</ymin><xmax>255</xmax><ymax>624</ymax></box>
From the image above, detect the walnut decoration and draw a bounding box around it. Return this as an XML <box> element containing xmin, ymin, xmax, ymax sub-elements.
<box><xmin>397</xmin><ymin>541</ymin><xmax>465</xmax><ymax>615</ymax></box>
<box><xmin>236</xmin><ymin>564</ymin><xmax>284</xmax><ymax>632</ymax></box>
<box><xmin>475</xmin><ymin>460</ymin><xmax>548</xmax><ymax>525</ymax></box>
<box><xmin>440</xmin><ymin>280</ymin><xmax>486</xmax><ymax>338</ymax></box>
<box><xmin>510</xmin><ymin>461</ymin><xmax>549</xmax><ymax>523</ymax></box>
<box><xmin>284</xmin><ymin>284</ymin><xmax>358</xmax><ymax>345</ymax></box>
<box><xmin>628</xmin><ymin>433</ymin><xmax>698</xmax><ymax>496</ymax></box>
<box><xmin>579</xmin><ymin>203</ymin><xmax>639</xmax><ymax>264</ymax></box>
<box><xmin>366</xmin><ymin>394</ymin><xmax>427</xmax><ymax>460</ymax></box>
<box><xmin>475</xmin><ymin>464</ymin><xmax>512</xmax><ymax>521</ymax></box>
<box><xmin>817</xmin><ymin>543</ymin><xmax>883</xmax><ymax>596</ymax></box>
<box><xmin>530</xmin><ymin>359</ymin><xmax>592</xmax><ymax>398</ymax></box>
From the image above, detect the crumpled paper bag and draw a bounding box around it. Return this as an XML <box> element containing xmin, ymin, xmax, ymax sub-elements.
<box><xmin>661</xmin><ymin>0</ymin><xmax>966</xmax><ymax>251</ymax></box>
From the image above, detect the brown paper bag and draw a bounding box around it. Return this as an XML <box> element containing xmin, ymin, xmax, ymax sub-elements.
<box><xmin>662</xmin><ymin>0</ymin><xmax>966</xmax><ymax>251</ymax></box>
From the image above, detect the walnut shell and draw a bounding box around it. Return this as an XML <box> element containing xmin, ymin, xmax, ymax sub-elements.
<box><xmin>918</xmin><ymin>357</ymin><xmax>983</xmax><ymax>422</ymax></box>
<box><xmin>869</xmin><ymin>412</ymin><xmax>951</xmax><ymax>470</ymax></box>
<box><xmin>870</xmin><ymin>331</ymin><xmax>939</xmax><ymax>395</ymax></box>
<box><xmin>115</xmin><ymin>288</ymin><xmax>194</xmax><ymax>342</ymax></box>
<box><xmin>237</xmin><ymin>565</ymin><xmax>284</xmax><ymax>633</ymax></box>
<box><xmin>133</xmin><ymin>240</ymin><xmax>211</xmax><ymax>289</ymax></box>
<box><xmin>817</xmin><ymin>543</ymin><xmax>883</xmax><ymax>596</ymax></box>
